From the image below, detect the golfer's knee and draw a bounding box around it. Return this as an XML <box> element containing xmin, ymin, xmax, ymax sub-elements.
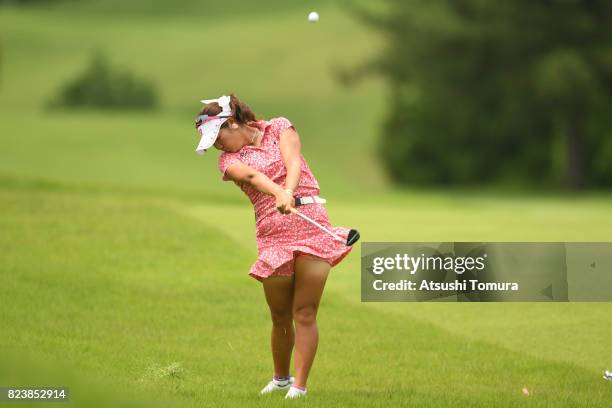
<box><xmin>293</xmin><ymin>305</ymin><xmax>317</xmax><ymax>326</ymax></box>
<box><xmin>269</xmin><ymin>309</ymin><xmax>293</xmax><ymax>328</ymax></box>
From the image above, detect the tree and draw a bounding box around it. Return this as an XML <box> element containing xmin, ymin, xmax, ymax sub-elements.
<box><xmin>49</xmin><ymin>50</ymin><xmax>158</xmax><ymax>110</ymax></box>
<box><xmin>342</xmin><ymin>0</ymin><xmax>612</xmax><ymax>189</ymax></box>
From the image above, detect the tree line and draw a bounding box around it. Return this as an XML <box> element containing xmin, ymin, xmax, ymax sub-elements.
<box><xmin>344</xmin><ymin>0</ymin><xmax>612</xmax><ymax>189</ymax></box>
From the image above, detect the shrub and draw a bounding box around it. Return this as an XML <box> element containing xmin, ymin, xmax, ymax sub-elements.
<box><xmin>49</xmin><ymin>50</ymin><xmax>158</xmax><ymax>110</ymax></box>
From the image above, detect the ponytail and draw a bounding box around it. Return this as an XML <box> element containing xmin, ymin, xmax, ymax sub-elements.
<box><xmin>229</xmin><ymin>93</ymin><xmax>256</xmax><ymax>124</ymax></box>
<box><xmin>196</xmin><ymin>93</ymin><xmax>258</xmax><ymax>128</ymax></box>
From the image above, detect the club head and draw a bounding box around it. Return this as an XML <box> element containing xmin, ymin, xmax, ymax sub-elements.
<box><xmin>346</xmin><ymin>228</ymin><xmax>360</xmax><ymax>246</ymax></box>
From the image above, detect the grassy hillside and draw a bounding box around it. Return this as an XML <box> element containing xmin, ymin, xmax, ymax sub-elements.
<box><xmin>0</xmin><ymin>1</ymin><xmax>389</xmax><ymax>199</ymax></box>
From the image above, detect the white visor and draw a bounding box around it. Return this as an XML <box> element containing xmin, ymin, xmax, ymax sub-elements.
<box><xmin>195</xmin><ymin>116</ymin><xmax>230</xmax><ymax>155</ymax></box>
<box><xmin>195</xmin><ymin>95</ymin><xmax>233</xmax><ymax>155</ymax></box>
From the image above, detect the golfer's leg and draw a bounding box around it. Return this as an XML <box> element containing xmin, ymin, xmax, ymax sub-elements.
<box><xmin>262</xmin><ymin>275</ymin><xmax>295</xmax><ymax>378</ymax></box>
<box><xmin>292</xmin><ymin>255</ymin><xmax>331</xmax><ymax>389</ymax></box>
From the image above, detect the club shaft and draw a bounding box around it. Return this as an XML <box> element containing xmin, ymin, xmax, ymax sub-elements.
<box><xmin>290</xmin><ymin>208</ymin><xmax>345</xmax><ymax>243</ymax></box>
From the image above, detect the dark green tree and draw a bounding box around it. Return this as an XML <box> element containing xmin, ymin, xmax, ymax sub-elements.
<box><xmin>342</xmin><ymin>0</ymin><xmax>612</xmax><ymax>189</ymax></box>
<box><xmin>49</xmin><ymin>50</ymin><xmax>158</xmax><ymax>111</ymax></box>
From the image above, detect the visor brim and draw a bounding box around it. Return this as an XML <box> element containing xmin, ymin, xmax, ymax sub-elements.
<box><xmin>195</xmin><ymin>117</ymin><xmax>230</xmax><ymax>155</ymax></box>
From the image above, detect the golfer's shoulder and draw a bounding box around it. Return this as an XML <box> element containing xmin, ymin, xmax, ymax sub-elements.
<box><xmin>269</xmin><ymin>116</ymin><xmax>296</xmax><ymax>137</ymax></box>
<box><xmin>218</xmin><ymin>150</ymin><xmax>241</xmax><ymax>172</ymax></box>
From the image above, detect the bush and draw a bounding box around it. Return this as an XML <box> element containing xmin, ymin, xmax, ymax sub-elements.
<box><xmin>345</xmin><ymin>0</ymin><xmax>612</xmax><ymax>189</ymax></box>
<box><xmin>49</xmin><ymin>50</ymin><xmax>158</xmax><ymax>110</ymax></box>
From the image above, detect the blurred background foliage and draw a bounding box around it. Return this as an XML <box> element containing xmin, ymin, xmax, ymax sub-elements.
<box><xmin>48</xmin><ymin>49</ymin><xmax>158</xmax><ymax>110</ymax></box>
<box><xmin>343</xmin><ymin>0</ymin><xmax>612</xmax><ymax>189</ymax></box>
<box><xmin>2</xmin><ymin>0</ymin><xmax>611</xmax><ymax>191</ymax></box>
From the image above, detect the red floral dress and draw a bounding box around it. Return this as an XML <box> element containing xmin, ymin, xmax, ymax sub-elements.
<box><xmin>218</xmin><ymin>117</ymin><xmax>354</xmax><ymax>282</ymax></box>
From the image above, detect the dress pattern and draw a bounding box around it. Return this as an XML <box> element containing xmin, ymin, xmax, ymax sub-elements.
<box><xmin>218</xmin><ymin>117</ymin><xmax>354</xmax><ymax>282</ymax></box>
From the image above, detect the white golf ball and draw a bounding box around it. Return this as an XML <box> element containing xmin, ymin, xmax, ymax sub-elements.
<box><xmin>308</xmin><ymin>11</ymin><xmax>319</xmax><ymax>23</ymax></box>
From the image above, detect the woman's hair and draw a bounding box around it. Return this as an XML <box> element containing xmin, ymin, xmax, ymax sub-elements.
<box><xmin>195</xmin><ymin>93</ymin><xmax>257</xmax><ymax>129</ymax></box>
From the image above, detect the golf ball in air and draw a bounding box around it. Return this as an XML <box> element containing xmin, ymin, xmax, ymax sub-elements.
<box><xmin>308</xmin><ymin>11</ymin><xmax>319</xmax><ymax>23</ymax></box>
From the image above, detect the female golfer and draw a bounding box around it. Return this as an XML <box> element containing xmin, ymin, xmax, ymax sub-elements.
<box><xmin>194</xmin><ymin>94</ymin><xmax>355</xmax><ymax>399</ymax></box>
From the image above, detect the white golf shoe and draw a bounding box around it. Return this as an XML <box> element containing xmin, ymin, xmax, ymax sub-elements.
<box><xmin>284</xmin><ymin>385</ymin><xmax>307</xmax><ymax>399</ymax></box>
<box><xmin>259</xmin><ymin>376</ymin><xmax>294</xmax><ymax>395</ymax></box>
<box><xmin>604</xmin><ymin>370</ymin><xmax>612</xmax><ymax>381</ymax></box>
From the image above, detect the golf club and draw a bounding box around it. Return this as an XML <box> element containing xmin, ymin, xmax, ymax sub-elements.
<box><xmin>289</xmin><ymin>207</ymin><xmax>360</xmax><ymax>246</ymax></box>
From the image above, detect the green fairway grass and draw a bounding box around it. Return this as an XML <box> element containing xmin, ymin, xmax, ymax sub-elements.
<box><xmin>1</xmin><ymin>1</ymin><xmax>612</xmax><ymax>406</ymax></box>
<box><xmin>2</xmin><ymin>185</ymin><xmax>612</xmax><ymax>407</ymax></box>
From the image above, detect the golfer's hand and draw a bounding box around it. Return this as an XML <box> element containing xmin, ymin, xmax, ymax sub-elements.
<box><xmin>275</xmin><ymin>191</ymin><xmax>295</xmax><ymax>215</ymax></box>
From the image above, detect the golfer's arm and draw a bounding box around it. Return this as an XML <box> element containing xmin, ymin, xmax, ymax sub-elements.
<box><xmin>279</xmin><ymin>128</ymin><xmax>302</xmax><ymax>192</ymax></box>
<box><xmin>226</xmin><ymin>162</ymin><xmax>284</xmax><ymax>196</ymax></box>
